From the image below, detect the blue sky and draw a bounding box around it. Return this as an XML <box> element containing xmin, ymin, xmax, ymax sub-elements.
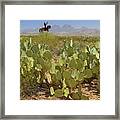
<box><xmin>20</xmin><ymin>20</ymin><xmax>100</xmax><ymax>30</ymax></box>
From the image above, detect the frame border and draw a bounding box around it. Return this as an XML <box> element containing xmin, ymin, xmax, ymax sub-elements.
<box><xmin>0</xmin><ymin>0</ymin><xmax>119</xmax><ymax>119</ymax></box>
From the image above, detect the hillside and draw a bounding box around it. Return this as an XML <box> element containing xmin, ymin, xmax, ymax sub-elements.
<box><xmin>20</xmin><ymin>24</ymin><xmax>100</xmax><ymax>36</ymax></box>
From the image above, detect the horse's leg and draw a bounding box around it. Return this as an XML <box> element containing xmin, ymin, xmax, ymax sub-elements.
<box><xmin>40</xmin><ymin>28</ymin><xmax>43</xmax><ymax>32</ymax></box>
<box><xmin>46</xmin><ymin>28</ymin><xmax>48</xmax><ymax>32</ymax></box>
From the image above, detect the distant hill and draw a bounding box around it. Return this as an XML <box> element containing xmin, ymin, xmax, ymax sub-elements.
<box><xmin>20</xmin><ymin>24</ymin><xmax>100</xmax><ymax>36</ymax></box>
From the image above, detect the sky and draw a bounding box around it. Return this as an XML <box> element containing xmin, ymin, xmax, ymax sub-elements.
<box><xmin>20</xmin><ymin>20</ymin><xmax>100</xmax><ymax>30</ymax></box>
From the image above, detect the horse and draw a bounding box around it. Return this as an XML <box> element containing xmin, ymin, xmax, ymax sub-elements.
<box><xmin>39</xmin><ymin>25</ymin><xmax>51</xmax><ymax>32</ymax></box>
<box><xmin>39</xmin><ymin>22</ymin><xmax>51</xmax><ymax>32</ymax></box>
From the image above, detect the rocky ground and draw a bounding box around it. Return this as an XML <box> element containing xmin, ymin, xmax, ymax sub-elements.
<box><xmin>21</xmin><ymin>79</ymin><xmax>100</xmax><ymax>100</ymax></box>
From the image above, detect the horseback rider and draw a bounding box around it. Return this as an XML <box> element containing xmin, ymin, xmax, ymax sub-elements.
<box><xmin>39</xmin><ymin>22</ymin><xmax>51</xmax><ymax>32</ymax></box>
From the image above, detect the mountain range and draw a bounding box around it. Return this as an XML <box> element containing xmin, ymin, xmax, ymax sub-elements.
<box><xmin>21</xmin><ymin>24</ymin><xmax>100</xmax><ymax>36</ymax></box>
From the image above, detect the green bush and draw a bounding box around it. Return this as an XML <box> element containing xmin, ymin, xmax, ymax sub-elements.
<box><xmin>20</xmin><ymin>34</ymin><xmax>100</xmax><ymax>100</ymax></box>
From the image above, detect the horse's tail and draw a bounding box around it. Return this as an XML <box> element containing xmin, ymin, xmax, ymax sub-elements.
<box><xmin>39</xmin><ymin>28</ymin><xmax>42</xmax><ymax>32</ymax></box>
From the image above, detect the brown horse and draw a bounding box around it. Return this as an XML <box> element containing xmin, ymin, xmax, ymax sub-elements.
<box><xmin>39</xmin><ymin>22</ymin><xmax>51</xmax><ymax>32</ymax></box>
